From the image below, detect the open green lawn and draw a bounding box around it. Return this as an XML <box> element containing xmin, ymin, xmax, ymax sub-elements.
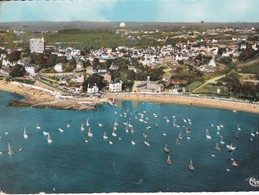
<box><xmin>187</xmin><ymin>81</ymin><xmax>203</xmax><ymax>91</ymax></box>
<box><xmin>195</xmin><ymin>84</ymin><xmax>229</xmax><ymax>95</ymax></box>
<box><xmin>240</xmin><ymin>63</ymin><xmax>259</xmax><ymax>73</ymax></box>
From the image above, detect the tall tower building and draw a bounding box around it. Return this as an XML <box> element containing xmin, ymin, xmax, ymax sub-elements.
<box><xmin>29</xmin><ymin>38</ymin><xmax>45</xmax><ymax>53</ymax></box>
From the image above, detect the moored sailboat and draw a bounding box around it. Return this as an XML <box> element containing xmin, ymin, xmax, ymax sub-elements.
<box><xmin>164</xmin><ymin>144</ymin><xmax>170</xmax><ymax>153</ymax></box>
<box><xmin>8</xmin><ymin>143</ymin><xmax>13</xmax><ymax>155</ymax></box>
<box><xmin>220</xmin><ymin>135</ymin><xmax>225</xmax><ymax>144</ymax></box>
<box><xmin>47</xmin><ymin>133</ymin><xmax>53</xmax><ymax>144</ymax></box>
<box><xmin>81</xmin><ymin>123</ymin><xmax>85</xmax><ymax>131</ymax></box>
<box><xmin>23</xmin><ymin>128</ymin><xmax>28</xmax><ymax>139</ymax></box>
<box><xmin>188</xmin><ymin>159</ymin><xmax>195</xmax><ymax>171</ymax></box>
<box><xmin>226</xmin><ymin>143</ymin><xmax>236</xmax><ymax>151</ymax></box>
<box><xmin>215</xmin><ymin>142</ymin><xmax>221</xmax><ymax>151</ymax></box>
<box><xmin>103</xmin><ymin>132</ymin><xmax>108</xmax><ymax>139</ymax></box>
<box><xmin>167</xmin><ymin>155</ymin><xmax>172</xmax><ymax>165</ymax></box>
<box><xmin>88</xmin><ymin>127</ymin><xmax>93</xmax><ymax>137</ymax></box>
<box><xmin>178</xmin><ymin>130</ymin><xmax>183</xmax><ymax>139</ymax></box>
<box><xmin>206</xmin><ymin>129</ymin><xmax>211</xmax><ymax>139</ymax></box>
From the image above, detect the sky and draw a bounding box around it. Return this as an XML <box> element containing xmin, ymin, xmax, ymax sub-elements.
<box><xmin>0</xmin><ymin>0</ymin><xmax>259</xmax><ymax>23</ymax></box>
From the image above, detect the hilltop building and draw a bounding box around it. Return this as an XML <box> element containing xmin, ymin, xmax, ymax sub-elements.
<box><xmin>30</xmin><ymin>38</ymin><xmax>45</xmax><ymax>53</ymax></box>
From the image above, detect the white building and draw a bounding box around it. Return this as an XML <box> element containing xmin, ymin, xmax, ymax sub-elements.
<box><xmin>54</xmin><ymin>63</ymin><xmax>63</xmax><ymax>73</ymax></box>
<box><xmin>25</xmin><ymin>65</ymin><xmax>36</xmax><ymax>76</ymax></box>
<box><xmin>29</xmin><ymin>38</ymin><xmax>45</xmax><ymax>53</ymax></box>
<box><xmin>87</xmin><ymin>83</ymin><xmax>99</xmax><ymax>94</ymax></box>
<box><xmin>109</xmin><ymin>80</ymin><xmax>123</xmax><ymax>92</ymax></box>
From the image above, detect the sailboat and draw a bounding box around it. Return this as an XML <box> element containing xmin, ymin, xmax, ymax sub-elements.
<box><xmin>88</xmin><ymin>127</ymin><xmax>93</xmax><ymax>137</ymax></box>
<box><xmin>167</xmin><ymin>155</ymin><xmax>172</xmax><ymax>165</ymax></box>
<box><xmin>47</xmin><ymin>133</ymin><xmax>53</xmax><ymax>144</ymax></box>
<box><xmin>23</xmin><ymin>128</ymin><xmax>28</xmax><ymax>139</ymax></box>
<box><xmin>220</xmin><ymin>136</ymin><xmax>225</xmax><ymax>144</ymax></box>
<box><xmin>58</xmin><ymin>128</ymin><xmax>64</xmax><ymax>133</ymax></box>
<box><xmin>8</xmin><ymin>143</ymin><xmax>14</xmax><ymax>155</ymax></box>
<box><xmin>43</xmin><ymin>131</ymin><xmax>48</xmax><ymax>136</ymax></box>
<box><xmin>215</xmin><ymin>142</ymin><xmax>221</xmax><ymax>150</ymax></box>
<box><xmin>36</xmin><ymin>123</ymin><xmax>41</xmax><ymax>130</ymax></box>
<box><xmin>235</xmin><ymin>131</ymin><xmax>240</xmax><ymax>139</ymax></box>
<box><xmin>67</xmin><ymin>121</ymin><xmax>71</xmax><ymax>128</ymax></box>
<box><xmin>98</xmin><ymin>123</ymin><xmax>103</xmax><ymax>127</ymax></box>
<box><xmin>186</xmin><ymin>128</ymin><xmax>191</xmax><ymax>133</ymax></box>
<box><xmin>86</xmin><ymin>119</ymin><xmax>90</xmax><ymax>127</ymax></box>
<box><xmin>112</xmin><ymin>131</ymin><xmax>117</xmax><ymax>137</ymax></box>
<box><xmin>103</xmin><ymin>132</ymin><xmax>108</xmax><ymax>139</ymax></box>
<box><xmin>164</xmin><ymin>144</ymin><xmax>170</xmax><ymax>153</ymax></box>
<box><xmin>176</xmin><ymin>137</ymin><xmax>180</xmax><ymax>145</ymax></box>
<box><xmin>178</xmin><ymin>130</ymin><xmax>183</xmax><ymax>139</ymax></box>
<box><xmin>206</xmin><ymin>129</ymin><xmax>212</xmax><ymax>139</ymax></box>
<box><xmin>226</xmin><ymin>143</ymin><xmax>236</xmax><ymax>151</ymax></box>
<box><xmin>131</xmin><ymin>141</ymin><xmax>136</xmax><ymax>145</ymax></box>
<box><xmin>144</xmin><ymin>141</ymin><xmax>150</xmax><ymax>147</ymax></box>
<box><xmin>232</xmin><ymin>160</ymin><xmax>238</xmax><ymax>167</ymax></box>
<box><xmin>188</xmin><ymin>160</ymin><xmax>195</xmax><ymax>171</ymax></box>
<box><xmin>250</xmin><ymin>129</ymin><xmax>255</xmax><ymax>137</ymax></box>
<box><xmin>81</xmin><ymin>123</ymin><xmax>85</xmax><ymax>131</ymax></box>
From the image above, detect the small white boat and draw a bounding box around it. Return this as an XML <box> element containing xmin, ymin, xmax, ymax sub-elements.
<box><xmin>23</xmin><ymin>128</ymin><xmax>28</xmax><ymax>139</ymax></box>
<box><xmin>85</xmin><ymin>139</ymin><xmax>88</xmax><ymax>143</ymax></box>
<box><xmin>131</xmin><ymin>141</ymin><xmax>136</xmax><ymax>145</ymax></box>
<box><xmin>86</xmin><ymin>119</ymin><xmax>90</xmax><ymax>127</ymax></box>
<box><xmin>112</xmin><ymin>131</ymin><xmax>117</xmax><ymax>137</ymax></box>
<box><xmin>226</xmin><ymin>144</ymin><xmax>236</xmax><ymax>151</ymax></box>
<box><xmin>81</xmin><ymin>123</ymin><xmax>85</xmax><ymax>131</ymax></box>
<box><xmin>144</xmin><ymin>141</ymin><xmax>150</xmax><ymax>147</ymax></box>
<box><xmin>125</xmin><ymin>128</ymin><xmax>129</xmax><ymax>133</ymax></box>
<box><xmin>206</xmin><ymin>129</ymin><xmax>211</xmax><ymax>139</ymax></box>
<box><xmin>98</xmin><ymin>123</ymin><xmax>103</xmax><ymax>127</ymax></box>
<box><xmin>176</xmin><ymin>137</ymin><xmax>180</xmax><ymax>145</ymax></box>
<box><xmin>58</xmin><ymin>128</ymin><xmax>64</xmax><ymax>133</ymax></box>
<box><xmin>146</xmin><ymin>126</ymin><xmax>151</xmax><ymax>130</ymax></box>
<box><xmin>220</xmin><ymin>136</ymin><xmax>225</xmax><ymax>144</ymax></box>
<box><xmin>67</xmin><ymin>122</ymin><xmax>71</xmax><ymax>128</ymax></box>
<box><xmin>215</xmin><ymin>142</ymin><xmax>221</xmax><ymax>150</ymax></box>
<box><xmin>88</xmin><ymin>128</ymin><xmax>93</xmax><ymax>137</ymax></box>
<box><xmin>43</xmin><ymin>131</ymin><xmax>48</xmax><ymax>136</ymax></box>
<box><xmin>164</xmin><ymin>144</ymin><xmax>170</xmax><ymax>153</ymax></box>
<box><xmin>188</xmin><ymin>160</ymin><xmax>195</xmax><ymax>171</ymax></box>
<box><xmin>109</xmin><ymin>141</ymin><xmax>113</xmax><ymax>145</ymax></box>
<box><xmin>249</xmin><ymin>177</ymin><xmax>259</xmax><ymax>187</ymax></box>
<box><xmin>131</xmin><ymin>127</ymin><xmax>135</xmax><ymax>134</ymax></box>
<box><xmin>250</xmin><ymin>129</ymin><xmax>255</xmax><ymax>137</ymax></box>
<box><xmin>143</xmin><ymin>133</ymin><xmax>148</xmax><ymax>138</ymax></box>
<box><xmin>36</xmin><ymin>123</ymin><xmax>41</xmax><ymax>130</ymax></box>
<box><xmin>103</xmin><ymin>132</ymin><xmax>108</xmax><ymax>139</ymax></box>
<box><xmin>178</xmin><ymin>130</ymin><xmax>183</xmax><ymax>139</ymax></box>
<box><xmin>167</xmin><ymin>155</ymin><xmax>172</xmax><ymax>165</ymax></box>
<box><xmin>8</xmin><ymin>143</ymin><xmax>14</xmax><ymax>155</ymax></box>
<box><xmin>47</xmin><ymin>133</ymin><xmax>53</xmax><ymax>144</ymax></box>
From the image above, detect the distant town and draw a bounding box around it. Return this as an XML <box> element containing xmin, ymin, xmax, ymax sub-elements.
<box><xmin>0</xmin><ymin>22</ymin><xmax>259</xmax><ymax>102</ymax></box>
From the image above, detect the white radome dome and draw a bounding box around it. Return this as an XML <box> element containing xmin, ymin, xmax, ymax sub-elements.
<box><xmin>119</xmin><ymin>22</ymin><xmax>126</xmax><ymax>28</ymax></box>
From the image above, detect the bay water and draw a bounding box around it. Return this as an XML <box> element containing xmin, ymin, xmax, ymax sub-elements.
<box><xmin>0</xmin><ymin>91</ymin><xmax>258</xmax><ymax>193</ymax></box>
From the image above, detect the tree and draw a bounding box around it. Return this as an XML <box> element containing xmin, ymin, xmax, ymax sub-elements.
<box><xmin>243</xmin><ymin>82</ymin><xmax>256</xmax><ymax>96</ymax></box>
<box><xmin>224</xmin><ymin>69</ymin><xmax>239</xmax><ymax>88</ymax></box>
<box><xmin>8</xmin><ymin>50</ymin><xmax>21</xmax><ymax>62</ymax></box>
<box><xmin>9</xmin><ymin>64</ymin><xmax>26</xmax><ymax>78</ymax></box>
<box><xmin>47</xmin><ymin>54</ymin><xmax>57</xmax><ymax>67</ymax></box>
<box><xmin>255</xmin><ymin>72</ymin><xmax>259</xmax><ymax>80</ymax></box>
<box><xmin>82</xmin><ymin>73</ymin><xmax>106</xmax><ymax>91</ymax></box>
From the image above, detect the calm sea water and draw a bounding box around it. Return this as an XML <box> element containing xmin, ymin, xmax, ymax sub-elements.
<box><xmin>0</xmin><ymin>91</ymin><xmax>258</xmax><ymax>194</ymax></box>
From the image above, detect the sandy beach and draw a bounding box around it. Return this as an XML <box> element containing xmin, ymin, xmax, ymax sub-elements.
<box><xmin>106</xmin><ymin>93</ymin><xmax>259</xmax><ymax>114</ymax></box>
<box><xmin>0</xmin><ymin>80</ymin><xmax>105</xmax><ymax>110</ymax></box>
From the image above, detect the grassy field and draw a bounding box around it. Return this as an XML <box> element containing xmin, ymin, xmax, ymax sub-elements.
<box><xmin>240</xmin><ymin>63</ymin><xmax>259</xmax><ymax>73</ymax></box>
<box><xmin>187</xmin><ymin>81</ymin><xmax>203</xmax><ymax>91</ymax></box>
<box><xmin>195</xmin><ymin>83</ymin><xmax>229</xmax><ymax>95</ymax></box>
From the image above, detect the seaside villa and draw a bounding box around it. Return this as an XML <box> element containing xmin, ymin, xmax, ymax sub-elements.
<box><xmin>133</xmin><ymin>76</ymin><xmax>163</xmax><ymax>93</ymax></box>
